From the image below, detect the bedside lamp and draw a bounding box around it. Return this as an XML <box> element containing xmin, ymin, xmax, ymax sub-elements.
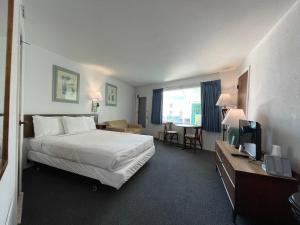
<box><xmin>216</xmin><ymin>93</ymin><xmax>235</xmax><ymax>117</ymax></box>
<box><xmin>89</xmin><ymin>92</ymin><xmax>103</xmax><ymax>112</ymax></box>
<box><xmin>222</xmin><ymin>108</ymin><xmax>246</xmax><ymax>147</ymax></box>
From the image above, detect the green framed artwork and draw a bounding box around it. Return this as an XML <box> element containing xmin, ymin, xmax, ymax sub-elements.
<box><xmin>105</xmin><ymin>83</ymin><xmax>117</xmax><ymax>106</ymax></box>
<box><xmin>52</xmin><ymin>65</ymin><xmax>80</xmax><ymax>103</ymax></box>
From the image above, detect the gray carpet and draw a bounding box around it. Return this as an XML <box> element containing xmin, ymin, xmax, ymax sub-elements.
<box><xmin>21</xmin><ymin>141</ymin><xmax>274</xmax><ymax>225</ymax></box>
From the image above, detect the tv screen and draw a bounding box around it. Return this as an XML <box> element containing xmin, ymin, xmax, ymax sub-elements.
<box><xmin>239</xmin><ymin>120</ymin><xmax>262</xmax><ymax>160</ymax></box>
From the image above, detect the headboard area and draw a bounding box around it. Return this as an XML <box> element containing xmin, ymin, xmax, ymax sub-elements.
<box><xmin>23</xmin><ymin>114</ymin><xmax>98</xmax><ymax>138</ymax></box>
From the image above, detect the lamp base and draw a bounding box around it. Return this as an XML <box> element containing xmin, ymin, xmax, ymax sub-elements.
<box><xmin>221</xmin><ymin>107</ymin><xmax>229</xmax><ymax>141</ymax></box>
<box><xmin>227</xmin><ymin>127</ymin><xmax>239</xmax><ymax>148</ymax></box>
<box><xmin>91</xmin><ymin>101</ymin><xmax>99</xmax><ymax>112</ymax></box>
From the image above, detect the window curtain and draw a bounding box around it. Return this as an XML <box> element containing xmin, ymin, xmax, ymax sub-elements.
<box><xmin>151</xmin><ymin>88</ymin><xmax>163</xmax><ymax>124</ymax></box>
<box><xmin>201</xmin><ymin>80</ymin><xmax>221</xmax><ymax>132</ymax></box>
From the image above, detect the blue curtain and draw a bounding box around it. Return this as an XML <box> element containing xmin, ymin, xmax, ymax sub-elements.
<box><xmin>151</xmin><ymin>88</ymin><xmax>163</xmax><ymax>124</ymax></box>
<box><xmin>201</xmin><ymin>80</ymin><xmax>221</xmax><ymax>132</ymax></box>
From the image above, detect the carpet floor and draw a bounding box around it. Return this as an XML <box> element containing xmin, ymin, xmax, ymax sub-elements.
<box><xmin>21</xmin><ymin>141</ymin><xmax>279</xmax><ymax>225</ymax></box>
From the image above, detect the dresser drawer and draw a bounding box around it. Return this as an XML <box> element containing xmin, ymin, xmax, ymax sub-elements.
<box><xmin>222</xmin><ymin>155</ymin><xmax>236</xmax><ymax>185</ymax></box>
<box><xmin>216</xmin><ymin>153</ymin><xmax>223</xmax><ymax>175</ymax></box>
<box><xmin>215</xmin><ymin>144</ymin><xmax>236</xmax><ymax>209</ymax></box>
<box><xmin>215</xmin><ymin>145</ymin><xmax>223</xmax><ymax>162</ymax></box>
<box><xmin>220</xmin><ymin>164</ymin><xmax>235</xmax><ymax>208</ymax></box>
<box><xmin>216</xmin><ymin>157</ymin><xmax>235</xmax><ymax>209</ymax></box>
<box><xmin>216</xmin><ymin>144</ymin><xmax>235</xmax><ymax>185</ymax></box>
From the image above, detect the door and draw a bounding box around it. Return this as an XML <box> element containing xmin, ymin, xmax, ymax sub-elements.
<box><xmin>138</xmin><ymin>97</ymin><xmax>146</xmax><ymax>128</ymax></box>
<box><xmin>237</xmin><ymin>71</ymin><xmax>249</xmax><ymax>114</ymax></box>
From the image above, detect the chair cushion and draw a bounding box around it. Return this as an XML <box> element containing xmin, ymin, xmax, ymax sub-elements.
<box><xmin>185</xmin><ymin>134</ymin><xmax>196</xmax><ymax>138</ymax></box>
<box><xmin>167</xmin><ymin>131</ymin><xmax>178</xmax><ymax>134</ymax></box>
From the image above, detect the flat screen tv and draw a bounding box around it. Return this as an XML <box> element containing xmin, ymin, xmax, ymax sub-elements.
<box><xmin>239</xmin><ymin>120</ymin><xmax>262</xmax><ymax>161</ymax></box>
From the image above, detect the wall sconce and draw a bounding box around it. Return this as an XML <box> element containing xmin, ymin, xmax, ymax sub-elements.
<box><xmin>89</xmin><ymin>92</ymin><xmax>103</xmax><ymax>112</ymax></box>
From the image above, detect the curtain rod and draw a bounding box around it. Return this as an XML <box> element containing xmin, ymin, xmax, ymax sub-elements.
<box><xmin>163</xmin><ymin>83</ymin><xmax>200</xmax><ymax>91</ymax></box>
<box><xmin>162</xmin><ymin>72</ymin><xmax>220</xmax><ymax>90</ymax></box>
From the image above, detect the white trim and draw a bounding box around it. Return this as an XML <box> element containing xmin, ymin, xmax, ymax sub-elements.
<box><xmin>5</xmin><ymin>198</ymin><xmax>14</xmax><ymax>225</ymax></box>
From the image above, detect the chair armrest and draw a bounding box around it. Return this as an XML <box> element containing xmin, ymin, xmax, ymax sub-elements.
<box><xmin>106</xmin><ymin>127</ymin><xmax>126</xmax><ymax>132</ymax></box>
<box><xmin>128</xmin><ymin>123</ymin><xmax>142</xmax><ymax>128</ymax></box>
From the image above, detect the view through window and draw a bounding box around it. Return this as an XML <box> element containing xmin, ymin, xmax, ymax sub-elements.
<box><xmin>163</xmin><ymin>87</ymin><xmax>201</xmax><ymax>125</ymax></box>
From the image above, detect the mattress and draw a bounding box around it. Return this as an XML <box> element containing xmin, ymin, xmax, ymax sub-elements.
<box><xmin>27</xmin><ymin>145</ymin><xmax>155</xmax><ymax>189</ymax></box>
<box><xmin>27</xmin><ymin>130</ymin><xmax>154</xmax><ymax>172</ymax></box>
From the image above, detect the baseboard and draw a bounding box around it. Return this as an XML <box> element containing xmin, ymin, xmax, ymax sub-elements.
<box><xmin>5</xmin><ymin>197</ymin><xmax>15</xmax><ymax>225</ymax></box>
<box><xmin>17</xmin><ymin>192</ymin><xmax>24</xmax><ymax>224</ymax></box>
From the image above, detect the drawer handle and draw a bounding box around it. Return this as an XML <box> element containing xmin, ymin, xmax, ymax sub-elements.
<box><xmin>221</xmin><ymin>163</ymin><xmax>235</xmax><ymax>188</ymax></box>
<box><xmin>216</xmin><ymin>151</ymin><xmax>223</xmax><ymax>163</ymax></box>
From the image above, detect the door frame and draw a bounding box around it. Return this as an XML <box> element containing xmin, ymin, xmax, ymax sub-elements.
<box><xmin>16</xmin><ymin>4</ymin><xmax>25</xmax><ymax>223</ymax></box>
<box><xmin>237</xmin><ymin>65</ymin><xmax>251</xmax><ymax>117</ymax></box>
<box><xmin>137</xmin><ymin>96</ymin><xmax>147</xmax><ymax>128</ymax></box>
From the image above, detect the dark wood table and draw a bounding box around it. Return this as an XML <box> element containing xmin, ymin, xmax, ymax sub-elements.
<box><xmin>96</xmin><ymin>123</ymin><xmax>107</xmax><ymax>130</ymax></box>
<box><xmin>175</xmin><ymin>124</ymin><xmax>203</xmax><ymax>150</ymax></box>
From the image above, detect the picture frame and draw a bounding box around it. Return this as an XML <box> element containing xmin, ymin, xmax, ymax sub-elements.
<box><xmin>52</xmin><ymin>65</ymin><xmax>80</xmax><ymax>103</ymax></box>
<box><xmin>105</xmin><ymin>83</ymin><xmax>117</xmax><ymax>106</ymax></box>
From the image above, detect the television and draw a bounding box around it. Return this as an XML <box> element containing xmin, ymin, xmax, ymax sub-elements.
<box><xmin>239</xmin><ymin>120</ymin><xmax>262</xmax><ymax>161</ymax></box>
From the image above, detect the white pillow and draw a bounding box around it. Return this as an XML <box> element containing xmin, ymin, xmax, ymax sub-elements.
<box><xmin>62</xmin><ymin>117</ymin><xmax>90</xmax><ymax>134</ymax></box>
<box><xmin>33</xmin><ymin>116</ymin><xmax>64</xmax><ymax>138</ymax></box>
<box><xmin>84</xmin><ymin>116</ymin><xmax>96</xmax><ymax>130</ymax></box>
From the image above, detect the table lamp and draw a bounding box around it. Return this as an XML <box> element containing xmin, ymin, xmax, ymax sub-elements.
<box><xmin>216</xmin><ymin>93</ymin><xmax>235</xmax><ymax>140</ymax></box>
<box><xmin>216</xmin><ymin>93</ymin><xmax>234</xmax><ymax>117</ymax></box>
<box><xmin>222</xmin><ymin>108</ymin><xmax>246</xmax><ymax>147</ymax></box>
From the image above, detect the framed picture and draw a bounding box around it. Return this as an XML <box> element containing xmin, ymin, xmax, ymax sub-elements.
<box><xmin>52</xmin><ymin>65</ymin><xmax>80</xmax><ymax>103</ymax></box>
<box><xmin>105</xmin><ymin>83</ymin><xmax>117</xmax><ymax>106</ymax></box>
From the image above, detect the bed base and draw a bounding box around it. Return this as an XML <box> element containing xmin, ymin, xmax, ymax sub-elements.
<box><xmin>27</xmin><ymin>146</ymin><xmax>155</xmax><ymax>189</ymax></box>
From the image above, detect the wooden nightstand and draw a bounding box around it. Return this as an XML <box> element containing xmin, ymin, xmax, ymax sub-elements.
<box><xmin>96</xmin><ymin>123</ymin><xmax>107</xmax><ymax>130</ymax></box>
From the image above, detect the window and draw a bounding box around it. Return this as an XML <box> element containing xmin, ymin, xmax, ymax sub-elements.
<box><xmin>163</xmin><ymin>87</ymin><xmax>201</xmax><ymax>125</ymax></box>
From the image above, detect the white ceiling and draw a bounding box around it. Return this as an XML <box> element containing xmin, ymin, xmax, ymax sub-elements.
<box><xmin>24</xmin><ymin>0</ymin><xmax>296</xmax><ymax>86</ymax></box>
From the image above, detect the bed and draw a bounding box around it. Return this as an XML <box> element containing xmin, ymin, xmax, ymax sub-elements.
<box><xmin>24</xmin><ymin>114</ymin><xmax>155</xmax><ymax>189</ymax></box>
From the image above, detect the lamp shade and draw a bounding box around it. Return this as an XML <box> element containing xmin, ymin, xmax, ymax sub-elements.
<box><xmin>89</xmin><ymin>92</ymin><xmax>103</xmax><ymax>101</ymax></box>
<box><xmin>216</xmin><ymin>93</ymin><xmax>234</xmax><ymax>107</ymax></box>
<box><xmin>222</xmin><ymin>109</ymin><xmax>246</xmax><ymax>128</ymax></box>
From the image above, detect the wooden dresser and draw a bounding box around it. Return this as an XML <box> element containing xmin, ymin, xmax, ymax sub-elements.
<box><xmin>215</xmin><ymin>140</ymin><xmax>298</xmax><ymax>223</ymax></box>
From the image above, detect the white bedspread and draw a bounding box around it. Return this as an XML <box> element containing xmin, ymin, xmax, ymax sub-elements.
<box><xmin>27</xmin><ymin>130</ymin><xmax>154</xmax><ymax>172</ymax></box>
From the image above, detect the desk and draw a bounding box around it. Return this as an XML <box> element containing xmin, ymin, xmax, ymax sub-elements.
<box><xmin>175</xmin><ymin>124</ymin><xmax>203</xmax><ymax>150</ymax></box>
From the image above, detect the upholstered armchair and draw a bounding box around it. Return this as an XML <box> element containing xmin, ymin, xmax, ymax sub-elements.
<box><xmin>105</xmin><ymin>120</ymin><xmax>142</xmax><ymax>134</ymax></box>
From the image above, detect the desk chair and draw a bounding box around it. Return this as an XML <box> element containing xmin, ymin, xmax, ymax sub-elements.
<box><xmin>184</xmin><ymin>127</ymin><xmax>202</xmax><ymax>150</ymax></box>
<box><xmin>163</xmin><ymin>122</ymin><xmax>179</xmax><ymax>145</ymax></box>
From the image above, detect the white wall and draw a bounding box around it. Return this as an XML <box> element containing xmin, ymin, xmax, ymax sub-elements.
<box><xmin>23</xmin><ymin>44</ymin><xmax>135</xmax><ymax>123</ymax></box>
<box><xmin>0</xmin><ymin>0</ymin><xmax>21</xmax><ymax>224</ymax></box>
<box><xmin>238</xmin><ymin>1</ymin><xmax>300</xmax><ymax>172</ymax></box>
<box><xmin>135</xmin><ymin>71</ymin><xmax>237</xmax><ymax>151</ymax></box>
